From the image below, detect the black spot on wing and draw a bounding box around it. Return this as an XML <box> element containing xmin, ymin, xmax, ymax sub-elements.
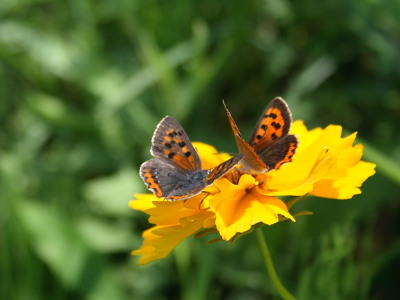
<box><xmin>271</xmin><ymin>122</ymin><xmax>281</xmax><ymax>130</ymax></box>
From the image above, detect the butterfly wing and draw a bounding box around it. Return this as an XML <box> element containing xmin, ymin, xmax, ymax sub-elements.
<box><xmin>223</xmin><ymin>101</ymin><xmax>267</xmax><ymax>172</ymax></box>
<box><xmin>257</xmin><ymin>134</ymin><xmax>298</xmax><ymax>170</ymax></box>
<box><xmin>234</xmin><ymin>136</ymin><xmax>268</xmax><ymax>172</ymax></box>
<box><xmin>222</xmin><ymin>101</ymin><xmax>243</xmax><ymax>138</ymax></box>
<box><xmin>151</xmin><ymin>116</ymin><xmax>202</xmax><ymax>172</ymax></box>
<box><xmin>206</xmin><ymin>153</ymin><xmax>244</xmax><ymax>184</ymax></box>
<box><xmin>140</xmin><ymin>158</ymin><xmax>208</xmax><ymax>200</ymax></box>
<box><xmin>248</xmin><ymin>97</ymin><xmax>293</xmax><ymax>152</ymax></box>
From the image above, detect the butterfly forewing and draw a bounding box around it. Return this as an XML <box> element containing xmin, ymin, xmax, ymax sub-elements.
<box><xmin>234</xmin><ymin>136</ymin><xmax>267</xmax><ymax>172</ymax></box>
<box><xmin>151</xmin><ymin>116</ymin><xmax>202</xmax><ymax>171</ymax></box>
<box><xmin>222</xmin><ymin>101</ymin><xmax>242</xmax><ymax>137</ymax></box>
<box><xmin>206</xmin><ymin>153</ymin><xmax>244</xmax><ymax>184</ymax></box>
<box><xmin>223</xmin><ymin>101</ymin><xmax>267</xmax><ymax>172</ymax></box>
<box><xmin>249</xmin><ymin>97</ymin><xmax>293</xmax><ymax>152</ymax></box>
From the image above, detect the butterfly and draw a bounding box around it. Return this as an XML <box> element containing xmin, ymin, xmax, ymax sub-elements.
<box><xmin>140</xmin><ymin>116</ymin><xmax>244</xmax><ymax>200</ymax></box>
<box><xmin>223</xmin><ymin>97</ymin><xmax>298</xmax><ymax>173</ymax></box>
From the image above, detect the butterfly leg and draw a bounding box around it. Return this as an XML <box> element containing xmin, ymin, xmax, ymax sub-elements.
<box><xmin>198</xmin><ymin>191</ymin><xmax>211</xmax><ymax>209</ymax></box>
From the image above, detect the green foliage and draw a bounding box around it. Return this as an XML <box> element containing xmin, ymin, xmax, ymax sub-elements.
<box><xmin>1</xmin><ymin>0</ymin><xmax>400</xmax><ymax>299</ymax></box>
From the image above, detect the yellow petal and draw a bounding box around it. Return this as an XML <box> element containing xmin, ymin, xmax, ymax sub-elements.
<box><xmin>133</xmin><ymin>210</ymin><xmax>214</xmax><ymax>265</ymax></box>
<box><xmin>129</xmin><ymin>194</ymin><xmax>157</xmax><ymax>211</ymax></box>
<box><xmin>147</xmin><ymin>196</ymin><xmax>210</xmax><ymax>225</ymax></box>
<box><xmin>193</xmin><ymin>142</ymin><xmax>232</xmax><ymax>169</ymax></box>
<box><xmin>209</xmin><ymin>175</ymin><xmax>295</xmax><ymax>241</ymax></box>
<box><xmin>291</xmin><ymin>121</ymin><xmax>323</xmax><ymax>151</ymax></box>
<box><xmin>312</xmin><ymin>161</ymin><xmax>376</xmax><ymax>199</ymax></box>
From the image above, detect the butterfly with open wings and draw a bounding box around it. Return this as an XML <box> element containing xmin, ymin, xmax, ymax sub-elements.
<box><xmin>140</xmin><ymin>116</ymin><xmax>244</xmax><ymax>200</ymax></box>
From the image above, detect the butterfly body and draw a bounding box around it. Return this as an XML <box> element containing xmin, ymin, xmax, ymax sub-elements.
<box><xmin>140</xmin><ymin>116</ymin><xmax>243</xmax><ymax>200</ymax></box>
<box><xmin>223</xmin><ymin>97</ymin><xmax>298</xmax><ymax>173</ymax></box>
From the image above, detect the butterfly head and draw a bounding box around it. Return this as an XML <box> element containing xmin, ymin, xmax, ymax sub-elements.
<box><xmin>188</xmin><ymin>170</ymin><xmax>210</xmax><ymax>184</ymax></box>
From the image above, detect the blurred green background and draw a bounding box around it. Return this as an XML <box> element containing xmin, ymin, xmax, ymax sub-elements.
<box><xmin>1</xmin><ymin>0</ymin><xmax>400</xmax><ymax>299</ymax></box>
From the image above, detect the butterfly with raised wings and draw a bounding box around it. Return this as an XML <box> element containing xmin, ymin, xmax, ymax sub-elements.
<box><xmin>223</xmin><ymin>97</ymin><xmax>298</xmax><ymax>173</ymax></box>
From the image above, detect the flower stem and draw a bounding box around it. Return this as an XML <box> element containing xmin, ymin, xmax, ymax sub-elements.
<box><xmin>256</xmin><ymin>228</ymin><xmax>297</xmax><ymax>300</ymax></box>
<box><xmin>286</xmin><ymin>194</ymin><xmax>311</xmax><ymax>210</ymax></box>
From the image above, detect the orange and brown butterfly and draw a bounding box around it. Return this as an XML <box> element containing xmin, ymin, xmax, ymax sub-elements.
<box><xmin>140</xmin><ymin>116</ymin><xmax>244</xmax><ymax>200</ymax></box>
<box><xmin>223</xmin><ymin>97</ymin><xmax>298</xmax><ymax>173</ymax></box>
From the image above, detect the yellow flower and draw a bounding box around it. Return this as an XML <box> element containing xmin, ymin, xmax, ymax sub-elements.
<box><xmin>263</xmin><ymin>121</ymin><xmax>376</xmax><ymax>199</ymax></box>
<box><xmin>130</xmin><ymin>144</ymin><xmax>225</xmax><ymax>265</ymax></box>
<box><xmin>131</xmin><ymin>123</ymin><xmax>376</xmax><ymax>264</ymax></box>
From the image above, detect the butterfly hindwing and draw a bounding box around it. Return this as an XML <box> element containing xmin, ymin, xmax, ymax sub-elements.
<box><xmin>151</xmin><ymin>116</ymin><xmax>202</xmax><ymax>172</ymax></box>
<box><xmin>257</xmin><ymin>134</ymin><xmax>298</xmax><ymax>170</ymax></box>
<box><xmin>140</xmin><ymin>158</ymin><xmax>208</xmax><ymax>200</ymax></box>
<box><xmin>249</xmin><ymin>97</ymin><xmax>293</xmax><ymax>152</ymax></box>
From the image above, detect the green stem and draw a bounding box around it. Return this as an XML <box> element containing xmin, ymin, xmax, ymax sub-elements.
<box><xmin>286</xmin><ymin>194</ymin><xmax>311</xmax><ymax>210</ymax></box>
<box><xmin>256</xmin><ymin>229</ymin><xmax>297</xmax><ymax>300</ymax></box>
